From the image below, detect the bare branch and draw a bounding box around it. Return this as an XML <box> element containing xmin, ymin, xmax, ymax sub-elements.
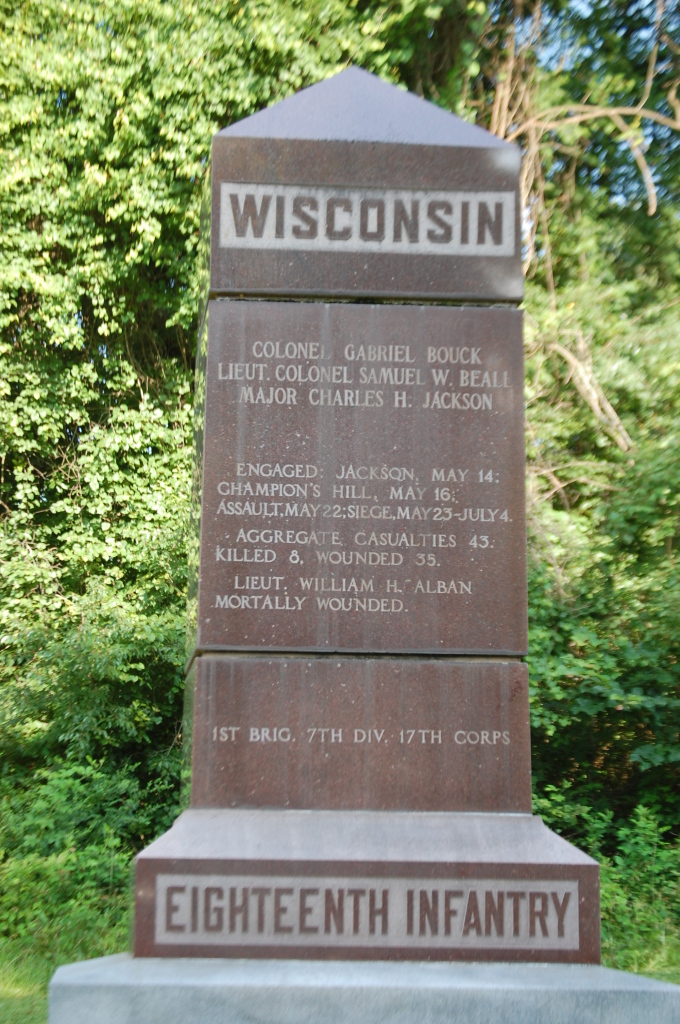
<box><xmin>506</xmin><ymin>102</ymin><xmax>680</xmax><ymax>139</ymax></box>
<box><xmin>549</xmin><ymin>338</ymin><xmax>634</xmax><ymax>452</ymax></box>
<box><xmin>636</xmin><ymin>0</ymin><xmax>665</xmax><ymax>110</ymax></box>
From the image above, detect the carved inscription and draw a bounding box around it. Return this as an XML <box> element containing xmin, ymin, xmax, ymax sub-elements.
<box><xmin>156</xmin><ymin>874</ymin><xmax>579</xmax><ymax>951</ymax></box>
<box><xmin>189</xmin><ymin>659</ymin><xmax>532</xmax><ymax>812</ymax></box>
<box><xmin>213</xmin><ymin>725</ymin><xmax>510</xmax><ymax>747</ymax></box>
<box><xmin>196</xmin><ymin>303</ymin><xmax>527</xmax><ymax>653</ymax></box>
<box><xmin>220</xmin><ymin>184</ymin><xmax>516</xmax><ymax>257</ymax></box>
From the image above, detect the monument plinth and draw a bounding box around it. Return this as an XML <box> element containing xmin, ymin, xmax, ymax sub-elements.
<box><xmin>51</xmin><ymin>66</ymin><xmax>680</xmax><ymax>1024</ymax></box>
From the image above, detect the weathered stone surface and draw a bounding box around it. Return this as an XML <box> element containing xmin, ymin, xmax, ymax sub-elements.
<box><xmin>133</xmin><ymin>809</ymin><xmax>600</xmax><ymax>963</ymax></box>
<box><xmin>49</xmin><ymin>955</ymin><xmax>680</xmax><ymax>1024</ymax></box>
<box><xmin>193</xmin><ymin>300</ymin><xmax>527</xmax><ymax>657</ymax></box>
<box><xmin>220</xmin><ymin>65</ymin><xmax>508</xmax><ymax>147</ymax></box>
<box><xmin>190</xmin><ymin>656</ymin><xmax>532</xmax><ymax>813</ymax></box>
<box><xmin>119</xmin><ymin>68</ymin><xmax>603</xmax><ymax>982</ymax></box>
<box><xmin>209</xmin><ymin>68</ymin><xmax>522</xmax><ymax>303</ymax></box>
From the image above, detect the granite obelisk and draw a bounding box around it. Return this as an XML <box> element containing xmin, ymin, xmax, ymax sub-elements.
<box><xmin>134</xmin><ymin>66</ymin><xmax>599</xmax><ymax>964</ymax></box>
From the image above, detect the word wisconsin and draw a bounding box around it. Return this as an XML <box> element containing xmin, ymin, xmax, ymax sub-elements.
<box><xmin>219</xmin><ymin>183</ymin><xmax>515</xmax><ymax>257</ymax></box>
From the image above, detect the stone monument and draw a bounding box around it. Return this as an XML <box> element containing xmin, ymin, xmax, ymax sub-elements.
<box><xmin>50</xmin><ymin>67</ymin><xmax>680</xmax><ymax>1023</ymax></box>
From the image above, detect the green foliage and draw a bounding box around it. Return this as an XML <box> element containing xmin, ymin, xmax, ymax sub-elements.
<box><xmin>524</xmin><ymin>275</ymin><xmax>680</xmax><ymax>823</ymax></box>
<box><xmin>534</xmin><ymin>797</ymin><xmax>680</xmax><ymax>979</ymax></box>
<box><xmin>601</xmin><ymin>808</ymin><xmax>680</xmax><ymax>976</ymax></box>
<box><xmin>0</xmin><ymin>946</ymin><xmax>50</xmax><ymax>1024</ymax></box>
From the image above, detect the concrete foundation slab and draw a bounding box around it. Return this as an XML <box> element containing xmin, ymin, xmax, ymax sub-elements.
<box><xmin>49</xmin><ymin>953</ymin><xmax>680</xmax><ymax>1024</ymax></box>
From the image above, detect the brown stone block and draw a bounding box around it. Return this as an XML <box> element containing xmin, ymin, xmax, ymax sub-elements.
<box><xmin>190</xmin><ymin>657</ymin><xmax>531</xmax><ymax>814</ymax></box>
<box><xmin>194</xmin><ymin>300</ymin><xmax>527</xmax><ymax>656</ymax></box>
<box><xmin>208</xmin><ymin>69</ymin><xmax>522</xmax><ymax>303</ymax></box>
<box><xmin>210</xmin><ymin>139</ymin><xmax>522</xmax><ymax>303</ymax></box>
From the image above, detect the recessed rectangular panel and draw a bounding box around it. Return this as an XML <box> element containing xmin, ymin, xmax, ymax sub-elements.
<box><xmin>195</xmin><ymin>301</ymin><xmax>527</xmax><ymax>655</ymax></box>
<box><xmin>155</xmin><ymin>873</ymin><xmax>579</xmax><ymax>952</ymax></box>
<box><xmin>190</xmin><ymin>658</ymin><xmax>531</xmax><ymax>813</ymax></box>
<box><xmin>219</xmin><ymin>184</ymin><xmax>515</xmax><ymax>257</ymax></box>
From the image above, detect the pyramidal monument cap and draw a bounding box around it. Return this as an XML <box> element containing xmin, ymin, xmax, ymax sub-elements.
<box><xmin>209</xmin><ymin>66</ymin><xmax>523</xmax><ymax>302</ymax></box>
<box><xmin>220</xmin><ymin>65</ymin><xmax>511</xmax><ymax>151</ymax></box>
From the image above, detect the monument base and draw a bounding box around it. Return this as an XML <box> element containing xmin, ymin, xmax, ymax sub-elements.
<box><xmin>134</xmin><ymin>809</ymin><xmax>600</xmax><ymax>962</ymax></box>
<box><xmin>49</xmin><ymin>954</ymin><xmax>680</xmax><ymax>1024</ymax></box>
